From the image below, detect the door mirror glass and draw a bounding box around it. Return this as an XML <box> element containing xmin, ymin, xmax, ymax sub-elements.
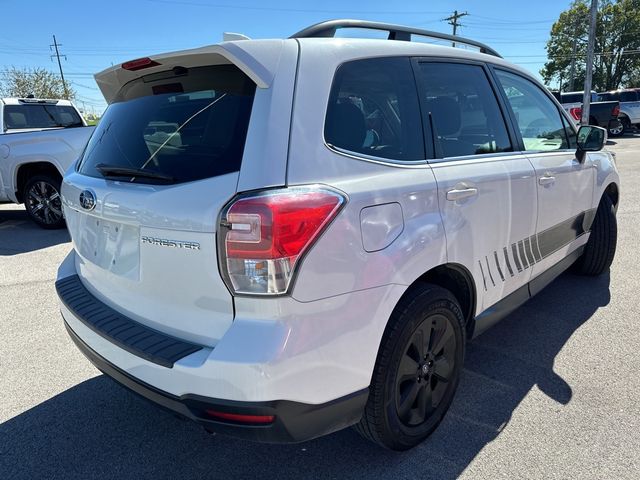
<box><xmin>576</xmin><ymin>125</ymin><xmax>606</xmax><ymax>152</ymax></box>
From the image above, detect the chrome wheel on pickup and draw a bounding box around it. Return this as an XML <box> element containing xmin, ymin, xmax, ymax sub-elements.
<box><xmin>24</xmin><ymin>175</ymin><xmax>65</xmax><ymax>229</ymax></box>
<box><xmin>608</xmin><ymin>122</ymin><xmax>624</xmax><ymax>137</ymax></box>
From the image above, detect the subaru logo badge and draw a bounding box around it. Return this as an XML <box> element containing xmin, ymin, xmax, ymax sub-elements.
<box><xmin>79</xmin><ymin>190</ymin><xmax>96</xmax><ymax>211</ymax></box>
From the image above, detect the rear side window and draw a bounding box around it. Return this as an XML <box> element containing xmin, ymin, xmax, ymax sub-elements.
<box><xmin>416</xmin><ymin>62</ymin><xmax>512</xmax><ymax>158</ymax></box>
<box><xmin>324</xmin><ymin>57</ymin><xmax>424</xmax><ymax>161</ymax></box>
<box><xmin>3</xmin><ymin>104</ymin><xmax>83</xmax><ymax>131</ymax></box>
<box><xmin>78</xmin><ymin>65</ymin><xmax>256</xmax><ymax>184</ymax></box>
<box><xmin>496</xmin><ymin>70</ymin><xmax>570</xmax><ymax>152</ymax></box>
<box><xmin>620</xmin><ymin>91</ymin><xmax>639</xmax><ymax>102</ymax></box>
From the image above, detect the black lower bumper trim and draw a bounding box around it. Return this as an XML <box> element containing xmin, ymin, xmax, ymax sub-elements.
<box><xmin>56</xmin><ymin>275</ymin><xmax>202</xmax><ymax>368</ymax></box>
<box><xmin>64</xmin><ymin>320</ymin><xmax>368</xmax><ymax>443</ymax></box>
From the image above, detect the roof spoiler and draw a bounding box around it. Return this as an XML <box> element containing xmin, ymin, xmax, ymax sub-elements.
<box><xmin>290</xmin><ymin>19</ymin><xmax>502</xmax><ymax>58</ymax></box>
<box><xmin>94</xmin><ymin>41</ymin><xmax>286</xmax><ymax>103</ymax></box>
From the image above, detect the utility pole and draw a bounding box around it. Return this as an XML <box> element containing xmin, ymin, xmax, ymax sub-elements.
<box><xmin>443</xmin><ymin>10</ymin><xmax>468</xmax><ymax>47</ymax></box>
<box><xmin>581</xmin><ymin>0</ymin><xmax>598</xmax><ymax>125</ymax></box>
<box><xmin>50</xmin><ymin>35</ymin><xmax>69</xmax><ymax>99</ymax></box>
<box><xmin>568</xmin><ymin>22</ymin><xmax>579</xmax><ymax>91</ymax></box>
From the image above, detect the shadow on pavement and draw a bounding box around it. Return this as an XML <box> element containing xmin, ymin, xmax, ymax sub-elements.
<box><xmin>0</xmin><ymin>272</ymin><xmax>610</xmax><ymax>479</ymax></box>
<box><xmin>0</xmin><ymin>206</ymin><xmax>69</xmax><ymax>255</ymax></box>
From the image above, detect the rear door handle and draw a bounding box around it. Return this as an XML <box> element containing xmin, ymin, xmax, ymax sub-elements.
<box><xmin>539</xmin><ymin>175</ymin><xmax>556</xmax><ymax>186</ymax></box>
<box><xmin>446</xmin><ymin>187</ymin><xmax>478</xmax><ymax>201</ymax></box>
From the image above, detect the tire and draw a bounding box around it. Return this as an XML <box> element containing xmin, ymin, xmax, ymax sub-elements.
<box><xmin>574</xmin><ymin>195</ymin><xmax>617</xmax><ymax>276</ymax></box>
<box><xmin>23</xmin><ymin>174</ymin><xmax>66</xmax><ymax>229</ymax></box>
<box><xmin>621</xmin><ymin>117</ymin><xmax>631</xmax><ymax>133</ymax></box>
<box><xmin>354</xmin><ymin>284</ymin><xmax>465</xmax><ymax>450</ymax></box>
<box><xmin>608</xmin><ymin>122</ymin><xmax>624</xmax><ymax>137</ymax></box>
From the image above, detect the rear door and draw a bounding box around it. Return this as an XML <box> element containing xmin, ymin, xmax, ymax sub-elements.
<box><xmin>493</xmin><ymin>69</ymin><xmax>595</xmax><ymax>283</ymax></box>
<box><xmin>62</xmin><ymin>64</ymin><xmax>258</xmax><ymax>347</ymax></box>
<box><xmin>414</xmin><ymin>60</ymin><xmax>538</xmax><ymax>315</ymax></box>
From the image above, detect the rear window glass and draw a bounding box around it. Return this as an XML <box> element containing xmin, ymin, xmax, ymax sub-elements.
<box><xmin>77</xmin><ymin>64</ymin><xmax>256</xmax><ymax>184</ymax></box>
<box><xmin>3</xmin><ymin>104</ymin><xmax>83</xmax><ymax>131</ymax></box>
<box><xmin>560</xmin><ymin>92</ymin><xmax>597</xmax><ymax>103</ymax></box>
<box><xmin>324</xmin><ymin>57</ymin><xmax>424</xmax><ymax>161</ymax></box>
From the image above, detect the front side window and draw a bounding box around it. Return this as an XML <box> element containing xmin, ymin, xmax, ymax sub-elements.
<box><xmin>416</xmin><ymin>62</ymin><xmax>512</xmax><ymax>158</ymax></box>
<box><xmin>496</xmin><ymin>70</ymin><xmax>570</xmax><ymax>152</ymax></box>
<box><xmin>561</xmin><ymin>115</ymin><xmax>577</xmax><ymax>149</ymax></box>
<box><xmin>325</xmin><ymin>57</ymin><xmax>424</xmax><ymax>161</ymax></box>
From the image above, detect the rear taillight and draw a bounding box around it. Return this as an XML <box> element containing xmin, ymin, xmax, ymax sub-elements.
<box><xmin>612</xmin><ymin>105</ymin><xmax>620</xmax><ymax>117</ymax></box>
<box><xmin>569</xmin><ymin>107</ymin><xmax>582</xmax><ymax>121</ymax></box>
<box><xmin>218</xmin><ymin>187</ymin><xmax>346</xmax><ymax>295</ymax></box>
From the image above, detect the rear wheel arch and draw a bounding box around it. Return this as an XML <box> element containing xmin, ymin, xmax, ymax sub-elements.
<box><xmin>15</xmin><ymin>162</ymin><xmax>62</xmax><ymax>203</ymax></box>
<box><xmin>618</xmin><ymin>113</ymin><xmax>630</xmax><ymax>127</ymax></box>
<box><xmin>388</xmin><ymin>263</ymin><xmax>477</xmax><ymax>341</ymax></box>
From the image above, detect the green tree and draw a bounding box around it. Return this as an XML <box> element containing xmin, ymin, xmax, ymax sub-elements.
<box><xmin>0</xmin><ymin>67</ymin><xmax>75</xmax><ymax>99</ymax></box>
<box><xmin>541</xmin><ymin>0</ymin><xmax>640</xmax><ymax>91</ymax></box>
<box><xmin>627</xmin><ymin>70</ymin><xmax>640</xmax><ymax>87</ymax></box>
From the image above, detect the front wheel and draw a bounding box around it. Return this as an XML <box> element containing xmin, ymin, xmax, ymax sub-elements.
<box><xmin>574</xmin><ymin>195</ymin><xmax>617</xmax><ymax>276</ymax></box>
<box><xmin>354</xmin><ymin>284</ymin><xmax>465</xmax><ymax>450</ymax></box>
<box><xmin>23</xmin><ymin>174</ymin><xmax>65</xmax><ymax>229</ymax></box>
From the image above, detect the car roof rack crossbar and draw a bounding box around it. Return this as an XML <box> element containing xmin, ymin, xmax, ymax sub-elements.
<box><xmin>290</xmin><ymin>19</ymin><xmax>502</xmax><ymax>58</ymax></box>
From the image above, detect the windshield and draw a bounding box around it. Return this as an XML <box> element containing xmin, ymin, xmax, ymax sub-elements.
<box><xmin>3</xmin><ymin>104</ymin><xmax>83</xmax><ymax>131</ymax></box>
<box><xmin>77</xmin><ymin>64</ymin><xmax>256</xmax><ymax>185</ymax></box>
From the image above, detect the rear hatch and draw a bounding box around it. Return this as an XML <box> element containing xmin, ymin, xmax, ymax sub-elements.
<box><xmin>62</xmin><ymin>61</ymin><xmax>257</xmax><ymax>347</ymax></box>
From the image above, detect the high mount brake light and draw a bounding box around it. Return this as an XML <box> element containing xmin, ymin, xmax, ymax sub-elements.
<box><xmin>122</xmin><ymin>57</ymin><xmax>160</xmax><ymax>71</ymax></box>
<box><xmin>218</xmin><ymin>187</ymin><xmax>346</xmax><ymax>295</ymax></box>
<box><xmin>569</xmin><ymin>107</ymin><xmax>582</xmax><ymax>121</ymax></box>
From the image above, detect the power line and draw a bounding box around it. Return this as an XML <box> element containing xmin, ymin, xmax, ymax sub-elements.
<box><xmin>144</xmin><ymin>0</ymin><xmax>449</xmax><ymax>14</ymax></box>
<box><xmin>50</xmin><ymin>35</ymin><xmax>69</xmax><ymax>99</ymax></box>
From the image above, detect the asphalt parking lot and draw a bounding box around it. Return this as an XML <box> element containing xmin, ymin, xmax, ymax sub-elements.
<box><xmin>1</xmin><ymin>134</ymin><xmax>639</xmax><ymax>480</ymax></box>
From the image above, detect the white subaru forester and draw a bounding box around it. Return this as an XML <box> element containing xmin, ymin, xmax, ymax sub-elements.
<box><xmin>56</xmin><ymin>20</ymin><xmax>619</xmax><ymax>450</ymax></box>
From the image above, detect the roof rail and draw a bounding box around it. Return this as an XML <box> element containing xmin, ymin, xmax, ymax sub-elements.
<box><xmin>290</xmin><ymin>19</ymin><xmax>502</xmax><ymax>58</ymax></box>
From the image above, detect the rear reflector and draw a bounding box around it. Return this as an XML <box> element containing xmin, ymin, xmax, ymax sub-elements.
<box><xmin>122</xmin><ymin>57</ymin><xmax>160</xmax><ymax>71</ymax></box>
<box><xmin>218</xmin><ymin>186</ymin><xmax>346</xmax><ymax>295</ymax></box>
<box><xmin>205</xmin><ymin>410</ymin><xmax>275</xmax><ymax>425</ymax></box>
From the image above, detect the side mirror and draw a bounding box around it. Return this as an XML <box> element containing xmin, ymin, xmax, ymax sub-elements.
<box><xmin>576</xmin><ymin>125</ymin><xmax>606</xmax><ymax>161</ymax></box>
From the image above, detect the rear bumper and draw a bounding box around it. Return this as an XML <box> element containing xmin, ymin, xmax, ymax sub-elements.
<box><xmin>65</xmin><ymin>319</ymin><xmax>368</xmax><ymax>443</ymax></box>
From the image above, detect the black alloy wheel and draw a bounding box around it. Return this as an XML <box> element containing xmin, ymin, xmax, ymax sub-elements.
<box><xmin>396</xmin><ymin>313</ymin><xmax>457</xmax><ymax>427</ymax></box>
<box><xmin>24</xmin><ymin>175</ymin><xmax>65</xmax><ymax>229</ymax></box>
<box><xmin>354</xmin><ymin>284</ymin><xmax>465</xmax><ymax>450</ymax></box>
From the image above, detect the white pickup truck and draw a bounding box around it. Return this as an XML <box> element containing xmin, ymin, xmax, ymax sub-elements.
<box><xmin>0</xmin><ymin>97</ymin><xmax>95</xmax><ymax>228</ymax></box>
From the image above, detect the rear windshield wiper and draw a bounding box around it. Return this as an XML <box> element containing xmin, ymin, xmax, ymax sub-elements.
<box><xmin>95</xmin><ymin>164</ymin><xmax>175</xmax><ymax>182</ymax></box>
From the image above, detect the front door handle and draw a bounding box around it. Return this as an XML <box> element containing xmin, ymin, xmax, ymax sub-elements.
<box><xmin>446</xmin><ymin>187</ymin><xmax>478</xmax><ymax>201</ymax></box>
<box><xmin>539</xmin><ymin>175</ymin><xmax>556</xmax><ymax>186</ymax></box>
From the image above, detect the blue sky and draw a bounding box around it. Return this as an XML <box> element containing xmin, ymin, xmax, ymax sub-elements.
<box><xmin>0</xmin><ymin>0</ymin><xmax>570</xmax><ymax>114</ymax></box>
